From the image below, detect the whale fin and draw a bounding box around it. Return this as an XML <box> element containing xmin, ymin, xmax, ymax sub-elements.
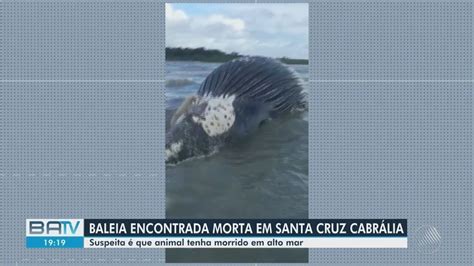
<box><xmin>197</xmin><ymin>57</ymin><xmax>306</xmax><ymax>116</ymax></box>
<box><xmin>170</xmin><ymin>95</ymin><xmax>197</xmax><ymax>128</ymax></box>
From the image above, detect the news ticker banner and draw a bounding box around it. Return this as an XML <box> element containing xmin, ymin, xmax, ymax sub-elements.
<box><xmin>26</xmin><ymin>219</ymin><xmax>407</xmax><ymax>249</ymax></box>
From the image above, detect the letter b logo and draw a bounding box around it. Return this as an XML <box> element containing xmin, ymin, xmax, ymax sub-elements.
<box><xmin>29</xmin><ymin>221</ymin><xmax>44</xmax><ymax>234</ymax></box>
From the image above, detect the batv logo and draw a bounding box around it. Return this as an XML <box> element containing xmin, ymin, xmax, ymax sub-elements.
<box><xmin>26</xmin><ymin>219</ymin><xmax>84</xmax><ymax>236</ymax></box>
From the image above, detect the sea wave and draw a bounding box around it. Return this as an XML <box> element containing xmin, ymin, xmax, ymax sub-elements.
<box><xmin>166</xmin><ymin>79</ymin><xmax>196</xmax><ymax>88</ymax></box>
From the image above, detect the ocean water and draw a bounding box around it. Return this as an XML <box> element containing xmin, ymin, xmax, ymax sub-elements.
<box><xmin>166</xmin><ymin>61</ymin><xmax>308</xmax><ymax>263</ymax></box>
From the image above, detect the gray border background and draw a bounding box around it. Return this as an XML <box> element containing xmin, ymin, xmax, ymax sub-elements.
<box><xmin>309</xmin><ymin>1</ymin><xmax>472</xmax><ymax>265</ymax></box>
<box><xmin>1</xmin><ymin>0</ymin><xmax>167</xmax><ymax>264</ymax></box>
<box><xmin>1</xmin><ymin>0</ymin><xmax>473</xmax><ymax>265</ymax></box>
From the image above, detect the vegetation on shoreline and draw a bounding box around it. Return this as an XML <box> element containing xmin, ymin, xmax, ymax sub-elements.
<box><xmin>166</xmin><ymin>47</ymin><xmax>308</xmax><ymax>65</ymax></box>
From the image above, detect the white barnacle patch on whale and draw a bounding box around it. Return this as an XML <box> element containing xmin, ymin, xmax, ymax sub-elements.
<box><xmin>165</xmin><ymin>140</ymin><xmax>183</xmax><ymax>161</ymax></box>
<box><xmin>192</xmin><ymin>95</ymin><xmax>236</xmax><ymax>137</ymax></box>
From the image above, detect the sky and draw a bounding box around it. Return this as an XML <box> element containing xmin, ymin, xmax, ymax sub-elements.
<box><xmin>166</xmin><ymin>3</ymin><xmax>308</xmax><ymax>59</ymax></box>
